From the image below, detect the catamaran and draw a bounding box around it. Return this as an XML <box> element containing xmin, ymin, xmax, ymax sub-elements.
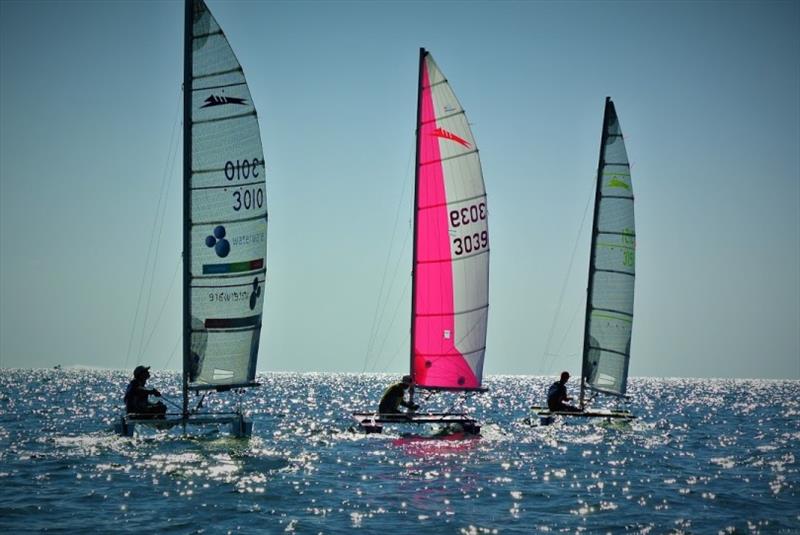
<box><xmin>353</xmin><ymin>48</ymin><xmax>490</xmax><ymax>435</ymax></box>
<box><xmin>116</xmin><ymin>0</ymin><xmax>267</xmax><ymax>437</ymax></box>
<box><xmin>535</xmin><ymin>97</ymin><xmax>636</xmax><ymax>424</ymax></box>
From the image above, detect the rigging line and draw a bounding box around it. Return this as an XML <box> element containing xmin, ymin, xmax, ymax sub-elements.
<box><xmin>362</xmin><ymin>145</ymin><xmax>414</xmax><ymax>372</ymax></box>
<box><xmin>136</xmin><ymin>90</ymin><xmax>182</xmax><ymax>363</ymax></box>
<box><xmin>368</xmin><ymin>275</ymin><xmax>412</xmax><ymax>374</ymax></box>
<box><xmin>365</xmin><ymin>158</ymin><xmax>413</xmax><ymax>367</ymax></box>
<box><xmin>540</xmin><ymin>176</ymin><xmax>595</xmax><ymax>375</ymax></box>
<box><xmin>367</xmin><ymin>228</ymin><xmax>411</xmax><ymax>367</ymax></box>
<box><xmin>162</xmin><ymin>331</ymin><xmax>183</xmax><ymax>371</ymax></box>
<box><xmin>552</xmin><ymin>292</ymin><xmax>586</xmax><ymax>363</ymax></box>
<box><xmin>124</xmin><ymin>87</ymin><xmax>182</xmax><ymax>370</ymax></box>
<box><xmin>371</xmin><ymin>336</ymin><xmax>407</xmax><ymax>377</ymax></box>
<box><xmin>139</xmin><ymin>254</ymin><xmax>182</xmax><ymax>359</ymax></box>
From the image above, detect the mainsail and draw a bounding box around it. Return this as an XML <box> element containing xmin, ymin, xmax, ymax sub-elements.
<box><xmin>580</xmin><ymin>97</ymin><xmax>635</xmax><ymax>400</ymax></box>
<box><xmin>411</xmin><ymin>49</ymin><xmax>489</xmax><ymax>391</ymax></box>
<box><xmin>183</xmin><ymin>0</ymin><xmax>267</xmax><ymax>395</ymax></box>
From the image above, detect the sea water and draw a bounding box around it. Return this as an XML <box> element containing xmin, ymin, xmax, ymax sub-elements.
<box><xmin>0</xmin><ymin>369</ymin><xmax>798</xmax><ymax>533</ymax></box>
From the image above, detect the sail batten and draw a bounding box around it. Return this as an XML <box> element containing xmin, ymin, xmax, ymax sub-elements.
<box><xmin>411</xmin><ymin>49</ymin><xmax>489</xmax><ymax>391</ymax></box>
<box><xmin>581</xmin><ymin>97</ymin><xmax>635</xmax><ymax>400</ymax></box>
<box><xmin>184</xmin><ymin>0</ymin><xmax>267</xmax><ymax>391</ymax></box>
<box><xmin>419</xmin><ymin>150</ymin><xmax>480</xmax><ymax>167</ymax></box>
<box><xmin>420</xmin><ymin>110</ymin><xmax>466</xmax><ymax>125</ymax></box>
<box><xmin>418</xmin><ymin>193</ymin><xmax>487</xmax><ymax>211</ymax></box>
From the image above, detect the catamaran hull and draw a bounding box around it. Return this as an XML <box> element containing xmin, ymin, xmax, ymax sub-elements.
<box><xmin>114</xmin><ymin>412</ymin><xmax>253</xmax><ymax>438</ymax></box>
<box><xmin>531</xmin><ymin>406</ymin><xmax>635</xmax><ymax>426</ymax></box>
<box><xmin>351</xmin><ymin>412</ymin><xmax>480</xmax><ymax>435</ymax></box>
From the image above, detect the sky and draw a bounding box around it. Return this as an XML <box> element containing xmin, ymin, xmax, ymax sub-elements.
<box><xmin>1</xmin><ymin>0</ymin><xmax>798</xmax><ymax>380</ymax></box>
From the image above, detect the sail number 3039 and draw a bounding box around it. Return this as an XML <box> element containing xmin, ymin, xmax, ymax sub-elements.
<box><xmin>450</xmin><ymin>202</ymin><xmax>488</xmax><ymax>256</ymax></box>
<box><xmin>453</xmin><ymin>231</ymin><xmax>488</xmax><ymax>255</ymax></box>
<box><xmin>450</xmin><ymin>203</ymin><xmax>487</xmax><ymax>228</ymax></box>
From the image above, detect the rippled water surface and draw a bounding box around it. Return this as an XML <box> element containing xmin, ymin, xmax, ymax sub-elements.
<box><xmin>1</xmin><ymin>370</ymin><xmax>798</xmax><ymax>533</ymax></box>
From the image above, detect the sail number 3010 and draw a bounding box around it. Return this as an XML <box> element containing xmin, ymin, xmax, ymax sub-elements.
<box><xmin>233</xmin><ymin>187</ymin><xmax>264</xmax><ymax>211</ymax></box>
<box><xmin>225</xmin><ymin>158</ymin><xmax>261</xmax><ymax>181</ymax></box>
<box><xmin>225</xmin><ymin>158</ymin><xmax>265</xmax><ymax>211</ymax></box>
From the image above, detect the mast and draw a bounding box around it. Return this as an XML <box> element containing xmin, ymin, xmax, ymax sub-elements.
<box><xmin>181</xmin><ymin>0</ymin><xmax>193</xmax><ymax>417</ymax></box>
<box><xmin>408</xmin><ymin>47</ymin><xmax>426</xmax><ymax>405</ymax></box>
<box><xmin>579</xmin><ymin>96</ymin><xmax>611</xmax><ymax>410</ymax></box>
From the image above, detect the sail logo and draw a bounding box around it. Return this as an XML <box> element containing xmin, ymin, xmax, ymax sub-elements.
<box><xmin>201</xmin><ymin>94</ymin><xmax>247</xmax><ymax>108</ymax></box>
<box><xmin>249</xmin><ymin>277</ymin><xmax>262</xmax><ymax>310</ymax></box>
<box><xmin>431</xmin><ymin>127</ymin><xmax>470</xmax><ymax>148</ymax></box>
<box><xmin>205</xmin><ymin>225</ymin><xmax>230</xmax><ymax>258</ymax></box>
<box><xmin>607</xmin><ymin>177</ymin><xmax>631</xmax><ymax>191</ymax></box>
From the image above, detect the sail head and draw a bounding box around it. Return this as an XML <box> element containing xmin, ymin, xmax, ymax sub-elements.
<box><xmin>186</xmin><ymin>0</ymin><xmax>266</xmax><ymax>390</ymax></box>
<box><xmin>583</xmin><ymin>98</ymin><xmax>634</xmax><ymax>396</ymax></box>
<box><xmin>412</xmin><ymin>50</ymin><xmax>489</xmax><ymax>390</ymax></box>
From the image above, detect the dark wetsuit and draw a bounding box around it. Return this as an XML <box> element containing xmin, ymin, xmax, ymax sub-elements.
<box><xmin>124</xmin><ymin>380</ymin><xmax>166</xmax><ymax>418</ymax></box>
<box><xmin>547</xmin><ymin>381</ymin><xmax>580</xmax><ymax>412</ymax></box>
<box><xmin>378</xmin><ymin>382</ymin><xmax>412</xmax><ymax>414</ymax></box>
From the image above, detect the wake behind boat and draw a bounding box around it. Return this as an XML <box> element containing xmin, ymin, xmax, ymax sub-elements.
<box><xmin>353</xmin><ymin>48</ymin><xmax>490</xmax><ymax>436</ymax></box>
<box><xmin>116</xmin><ymin>0</ymin><xmax>267</xmax><ymax>438</ymax></box>
<box><xmin>535</xmin><ymin>97</ymin><xmax>636</xmax><ymax>426</ymax></box>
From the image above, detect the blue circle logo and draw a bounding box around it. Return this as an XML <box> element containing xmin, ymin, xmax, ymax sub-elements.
<box><xmin>205</xmin><ymin>225</ymin><xmax>230</xmax><ymax>258</ymax></box>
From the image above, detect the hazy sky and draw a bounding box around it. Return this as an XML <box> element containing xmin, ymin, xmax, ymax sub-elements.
<box><xmin>1</xmin><ymin>0</ymin><xmax>798</xmax><ymax>380</ymax></box>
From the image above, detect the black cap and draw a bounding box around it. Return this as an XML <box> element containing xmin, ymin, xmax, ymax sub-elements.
<box><xmin>133</xmin><ymin>365</ymin><xmax>150</xmax><ymax>379</ymax></box>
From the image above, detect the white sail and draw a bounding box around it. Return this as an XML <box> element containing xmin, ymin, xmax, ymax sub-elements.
<box><xmin>582</xmin><ymin>98</ymin><xmax>634</xmax><ymax>398</ymax></box>
<box><xmin>185</xmin><ymin>0</ymin><xmax>266</xmax><ymax>390</ymax></box>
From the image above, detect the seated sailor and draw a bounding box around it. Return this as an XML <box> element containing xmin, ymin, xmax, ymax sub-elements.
<box><xmin>547</xmin><ymin>371</ymin><xmax>582</xmax><ymax>412</ymax></box>
<box><xmin>124</xmin><ymin>365</ymin><xmax>167</xmax><ymax>418</ymax></box>
<box><xmin>378</xmin><ymin>375</ymin><xmax>420</xmax><ymax>414</ymax></box>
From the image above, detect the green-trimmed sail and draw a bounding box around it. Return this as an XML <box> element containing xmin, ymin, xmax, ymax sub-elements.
<box><xmin>581</xmin><ymin>98</ymin><xmax>634</xmax><ymax>399</ymax></box>
<box><xmin>184</xmin><ymin>0</ymin><xmax>267</xmax><ymax>391</ymax></box>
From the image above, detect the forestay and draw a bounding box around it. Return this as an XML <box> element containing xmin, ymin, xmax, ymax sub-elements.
<box><xmin>412</xmin><ymin>50</ymin><xmax>489</xmax><ymax>391</ymax></box>
<box><xmin>186</xmin><ymin>0</ymin><xmax>267</xmax><ymax>390</ymax></box>
<box><xmin>582</xmin><ymin>98</ymin><xmax>635</xmax><ymax>397</ymax></box>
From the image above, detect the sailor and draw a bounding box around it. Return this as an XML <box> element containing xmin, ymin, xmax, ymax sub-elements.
<box><xmin>378</xmin><ymin>375</ymin><xmax>419</xmax><ymax>414</ymax></box>
<box><xmin>547</xmin><ymin>371</ymin><xmax>582</xmax><ymax>412</ymax></box>
<box><xmin>124</xmin><ymin>365</ymin><xmax>167</xmax><ymax>418</ymax></box>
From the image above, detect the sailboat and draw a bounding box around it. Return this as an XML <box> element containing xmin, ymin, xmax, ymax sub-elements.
<box><xmin>353</xmin><ymin>48</ymin><xmax>490</xmax><ymax>435</ymax></box>
<box><xmin>536</xmin><ymin>97</ymin><xmax>635</xmax><ymax>423</ymax></box>
<box><xmin>116</xmin><ymin>0</ymin><xmax>267</xmax><ymax>437</ymax></box>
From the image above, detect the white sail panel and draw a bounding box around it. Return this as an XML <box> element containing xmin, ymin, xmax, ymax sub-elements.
<box><xmin>583</xmin><ymin>99</ymin><xmax>634</xmax><ymax>397</ymax></box>
<box><xmin>190</xmin><ymin>219</ymin><xmax>267</xmax><ymax>275</ymax></box>
<box><xmin>188</xmin><ymin>0</ymin><xmax>266</xmax><ymax>388</ymax></box>
<box><xmin>191</xmin><ymin>183</ymin><xmax>267</xmax><ymax>223</ymax></box>
<box><xmin>191</xmin><ymin>276</ymin><xmax>266</xmax><ymax>320</ymax></box>
<box><xmin>191</xmin><ymin>330</ymin><xmax>260</xmax><ymax>384</ymax></box>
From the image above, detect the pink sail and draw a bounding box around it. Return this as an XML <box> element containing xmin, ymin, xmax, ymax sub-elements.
<box><xmin>412</xmin><ymin>51</ymin><xmax>489</xmax><ymax>390</ymax></box>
